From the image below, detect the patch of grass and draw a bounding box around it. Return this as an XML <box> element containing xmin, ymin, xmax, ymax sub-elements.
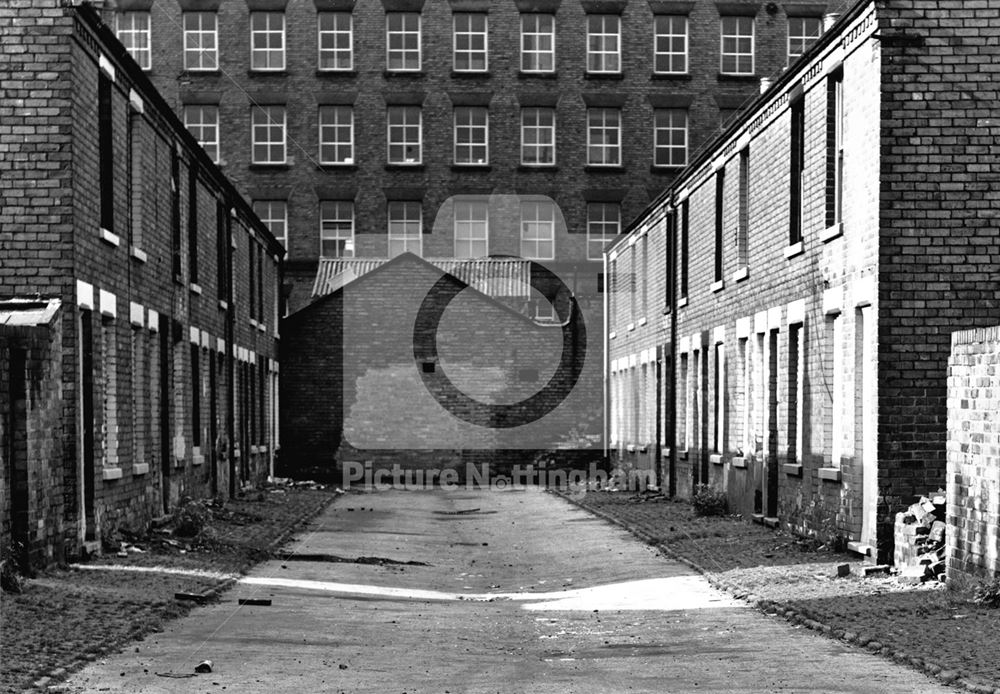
<box><xmin>972</xmin><ymin>578</ymin><xmax>1000</xmax><ymax>608</ymax></box>
<box><xmin>691</xmin><ymin>484</ymin><xmax>728</xmax><ymax>517</ymax></box>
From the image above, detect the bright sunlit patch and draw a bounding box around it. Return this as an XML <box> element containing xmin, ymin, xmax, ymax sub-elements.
<box><xmin>69</xmin><ymin>564</ymin><xmax>238</xmax><ymax>580</ymax></box>
<box><xmin>238</xmin><ymin>575</ymin><xmax>740</xmax><ymax>611</ymax></box>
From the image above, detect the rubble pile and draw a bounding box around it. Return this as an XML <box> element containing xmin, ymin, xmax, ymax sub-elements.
<box><xmin>894</xmin><ymin>491</ymin><xmax>947</xmax><ymax>584</ymax></box>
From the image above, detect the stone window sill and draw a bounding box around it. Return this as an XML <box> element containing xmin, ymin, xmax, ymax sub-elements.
<box><xmin>102</xmin><ymin>467</ymin><xmax>123</xmax><ymax>481</ymax></box>
<box><xmin>818</xmin><ymin>467</ymin><xmax>842</xmax><ymax>482</ymax></box>
<box><xmin>784</xmin><ymin>241</ymin><xmax>804</xmax><ymax>259</ymax></box>
<box><xmin>821</xmin><ymin>222</ymin><xmax>843</xmax><ymax>242</ymax></box>
<box><xmin>99</xmin><ymin>227</ymin><xmax>120</xmax><ymax>247</ymax></box>
<box><xmin>133</xmin><ymin>462</ymin><xmax>150</xmax><ymax>476</ymax></box>
<box><xmin>732</xmin><ymin>456</ymin><xmax>746</xmax><ymax>468</ymax></box>
<box><xmin>710</xmin><ymin>454</ymin><xmax>723</xmax><ymax>465</ymax></box>
<box><xmin>783</xmin><ymin>463</ymin><xmax>803</xmax><ymax>476</ymax></box>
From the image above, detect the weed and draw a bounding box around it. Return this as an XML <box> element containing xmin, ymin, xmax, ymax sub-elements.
<box><xmin>692</xmin><ymin>484</ymin><xmax>728</xmax><ymax>517</ymax></box>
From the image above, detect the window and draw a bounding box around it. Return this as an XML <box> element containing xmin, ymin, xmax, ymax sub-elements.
<box><xmin>183</xmin><ymin>12</ymin><xmax>218</xmax><ymax>71</ymax></box>
<box><xmin>653</xmin><ymin>109</ymin><xmax>687</xmax><ymax>167</ymax></box>
<box><xmin>183</xmin><ymin>105</ymin><xmax>220</xmax><ymax>163</ymax></box>
<box><xmin>387</xmin><ymin>105</ymin><xmax>422</xmax><ymax>164</ymax></box>
<box><xmin>664</xmin><ymin>210</ymin><xmax>675</xmax><ymax>309</ymax></box>
<box><xmin>387</xmin><ymin>201</ymin><xmax>422</xmax><ymax>257</ymax></box>
<box><xmin>654</xmin><ymin>15</ymin><xmax>687</xmax><ymax>74</ymax></box>
<box><xmin>587</xmin><ymin>108</ymin><xmax>621</xmax><ymax>166</ymax></box>
<box><xmin>318</xmin><ymin>12</ymin><xmax>353</xmax><ymax>71</ymax></box>
<box><xmin>318</xmin><ymin>105</ymin><xmax>354</xmax><ymax>165</ymax></box>
<box><xmin>737</xmin><ymin>336</ymin><xmax>749</xmax><ymax>456</ymax></box>
<box><xmin>454</xmin><ymin>107</ymin><xmax>488</xmax><ymax>165</ymax></box>
<box><xmin>641</xmin><ymin>233</ymin><xmax>648</xmax><ymax>317</ymax></box>
<box><xmin>102</xmin><ymin>315</ymin><xmax>119</xmax><ymax>468</ymax></box>
<box><xmin>454</xmin><ymin>200</ymin><xmax>489</xmax><ymax>258</ymax></box>
<box><xmin>216</xmin><ymin>201</ymin><xmax>230</xmax><ymax>300</ymax></box>
<box><xmin>586</xmin><ymin>202</ymin><xmax>619</xmax><ymax>260</ymax></box>
<box><xmin>98</xmin><ymin>73</ymin><xmax>114</xmax><ymax>235</ymax></box>
<box><xmin>386</xmin><ymin>13</ymin><xmax>421</xmax><ymax>71</ymax></box>
<box><xmin>521</xmin><ymin>14</ymin><xmax>555</xmax><ymax>72</ymax></box>
<box><xmin>251</xmin><ymin>105</ymin><xmax>286</xmax><ymax>164</ymax></box>
<box><xmin>787</xmin><ymin>16</ymin><xmax>822</xmax><ymax>64</ymax></box>
<box><xmin>714</xmin><ymin>169</ymin><xmax>724</xmax><ymax>283</ymax></box>
<box><xmin>171</xmin><ymin>149</ymin><xmax>181</xmax><ymax>280</ymax></box>
<box><xmin>788</xmin><ymin>322</ymin><xmax>804</xmax><ymax>463</ymax></box>
<box><xmin>191</xmin><ymin>343</ymin><xmax>201</xmax><ymax>448</ymax></box>
<box><xmin>117</xmin><ymin>12</ymin><xmax>151</xmax><ymax>70</ymax></box>
<box><xmin>454</xmin><ymin>13</ymin><xmax>487</xmax><ymax>71</ymax></box>
<box><xmin>680</xmin><ymin>199</ymin><xmax>689</xmax><ymax>299</ymax></box>
<box><xmin>737</xmin><ymin>147</ymin><xmax>749</xmax><ymax>268</ymax></box>
<box><xmin>714</xmin><ymin>339</ymin><xmax>725</xmax><ymax>453</ymax></box>
<box><xmin>250</xmin><ymin>12</ymin><xmax>286</xmax><ymax>71</ymax></box>
<box><xmin>520</xmin><ymin>200</ymin><xmax>555</xmax><ymax>260</ymax></box>
<box><xmin>825</xmin><ymin>312</ymin><xmax>843</xmax><ymax>467</ymax></box>
<box><xmin>789</xmin><ymin>97</ymin><xmax>805</xmax><ymax>245</ymax></box>
<box><xmin>521</xmin><ymin>107</ymin><xmax>556</xmax><ymax>165</ymax></box>
<box><xmin>320</xmin><ymin>201</ymin><xmax>354</xmax><ymax>258</ymax></box>
<box><xmin>826</xmin><ymin>69</ymin><xmax>844</xmax><ymax>229</ymax></box>
<box><xmin>586</xmin><ymin>15</ymin><xmax>620</xmax><ymax>73</ymax></box>
<box><xmin>187</xmin><ymin>163</ymin><xmax>199</xmax><ymax>284</ymax></box>
<box><xmin>720</xmin><ymin>16</ymin><xmax>754</xmax><ymax>75</ymax></box>
<box><xmin>253</xmin><ymin>200</ymin><xmax>287</xmax><ymax>249</ymax></box>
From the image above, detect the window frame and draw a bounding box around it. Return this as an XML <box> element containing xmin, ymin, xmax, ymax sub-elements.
<box><xmin>520</xmin><ymin>13</ymin><xmax>556</xmax><ymax>73</ymax></box>
<box><xmin>319</xmin><ymin>200</ymin><xmax>355</xmax><ymax>258</ymax></box>
<box><xmin>318</xmin><ymin>104</ymin><xmax>354</xmax><ymax>165</ymax></box>
<box><xmin>251</xmin><ymin>104</ymin><xmax>287</xmax><ymax>165</ymax></box>
<box><xmin>318</xmin><ymin>12</ymin><xmax>354</xmax><ymax>71</ymax></box>
<box><xmin>719</xmin><ymin>15</ymin><xmax>754</xmax><ymax>75</ymax></box>
<box><xmin>386</xmin><ymin>12</ymin><xmax>422</xmax><ymax>72</ymax></box>
<box><xmin>586</xmin><ymin>107</ymin><xmax>622</xmax><ymax>167</ymax></box>
<box><xmin>387</xmin><ymin>201</ymin><xmax>423</xmax><ymax>257</ymax></box>
<box><xmin>183</xmin><ymin>104</ymin><xmax>221</xmax><ymax>163</ymax></box>
<box><xmin>586</xmin><ymin>14</ymin><xmax>621</xmax><ymax>74</ymax></box>
<box><xmin>653</xmin><ymin>15</ymin><xmax>688</xmax><ymax>74</ymax></box>
<box><xmin>250</xmin><ymin>11</ymin><xmax>286</xmax><ymax>72</ymax></box>
<box><xmin>520</xmin><ymin>107</ymin><xmax>556</xmax><ymax>166</ymax></box>
<box><xmin>453</xmin><ymin>12</ymin><xmax>488</xmax><ymax>72</ymax></box>
<box><xmin>252</xmin><ymin>200</ymin><xmax>288</xmax><ymax>250</ymax></box>
<box><xmin>453</xmin><ymin>199</ymin><xmax>489</xmax><ymax>258</ymax></box>
<box><xmin>183</xmin><ymin>12</ymin><xmax>219</xmax><ymax>71</ymax></box>
<box><xmin>586</xmin><ymin>202</ymin><xmax>620</xmax><ymax>261</ymax></box>
<box><xmin>386</xmin><ymin>105</ymin><xmax>422</xmax><ymax>165</ymax></box>
<box><xmin>787</xmin><ymin>16</ymin><xmax>822</xmax><ymax>65</ymax></box>
<box><xmin>116</xmin><ymin>11</ymin><xmax>152</xmax><ymax>71</ymax></box>
<box><xmin>453</xmin><ymin>106</ymin><xmax>489</xmax><ymax>166</ymax></box>
<box><xmin>519</xmin><ymin>200</ymin><xmax>556</xmax><ymax>260</ymax></box>
<box><xmin>653</xmin><ymin>108</ymin><xmax>687</xmax><ymax>168</ymax></box>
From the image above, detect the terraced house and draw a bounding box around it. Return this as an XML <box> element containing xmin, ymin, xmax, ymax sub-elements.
<box><xmin>0</xmin><ymin>2</ymin><xmax>283</xmax><ymax>570</ymax></box>
<box><xmin>606</xmin><ymin>0</ymin><xmax>1000</xmax><ymax>564</ymax></box>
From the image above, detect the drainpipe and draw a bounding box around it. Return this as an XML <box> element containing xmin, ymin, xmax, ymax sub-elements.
<box><xmin>602</xmin><ymin>246</ymin><xmax>609</xmax><ymax>474</ymax></box>
<box><xmin>666</xmin><ymin>192</ymin><xmax>678</xmax><ymax>498</ymax></box>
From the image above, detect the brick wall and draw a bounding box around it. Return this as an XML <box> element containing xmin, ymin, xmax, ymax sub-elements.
<box><xmin>0</xmin><ymin>2</ymin><xmax>282</xmax><ymax>567</ymax></box>
<box><xmin>946</xmin><ymin>327</ymin><xmax>1000</xmax><ymax>581</ymax></box>
<box><xmin>280</xmin><ymin>253</ymin><xmax>599</xmax><ymax>480</ymax></box>
<box><xmin>875</xmin><ymin>0</ymin><xmax>1000</xmax><ymax>558</ymax></box>
<box><xmin>0</xmin><ymin>316</ymin><xmax>66</xmax><ymax>570</ymax></box>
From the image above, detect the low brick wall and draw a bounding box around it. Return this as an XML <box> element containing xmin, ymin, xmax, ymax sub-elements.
<box><xmin>946</xmin><ymin>326</ymin><xmax>1000</xmax><ymax>581</ymax></box>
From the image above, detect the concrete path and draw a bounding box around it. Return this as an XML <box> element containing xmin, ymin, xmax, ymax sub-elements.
<box><xmin>65</xmin><ymin>488</ymin><xmax>951</xmax><ymax>693</ymax></box>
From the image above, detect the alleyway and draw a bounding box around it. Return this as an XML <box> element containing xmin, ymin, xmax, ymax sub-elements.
<box><xmin>65</xmin><ymin>489</ymin><xmax>950</xmax><ymax>693</ymax></box>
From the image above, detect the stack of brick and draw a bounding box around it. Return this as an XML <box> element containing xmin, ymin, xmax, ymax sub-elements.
<box><xmin>894</xmin><ymin>492</ymin><xmax>947</xmax><ymax>583</ymax></box>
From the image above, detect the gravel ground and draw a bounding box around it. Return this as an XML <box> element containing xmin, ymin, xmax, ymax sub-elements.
<box><xmin>0</xmin><ymin>484</ymin><xmax>336</xmax><ymax>694</ymax></box>
<box><xmin>565</xmin><ymin>489</ymin><xmax>1000</xmax><ymax>694</ymax></box>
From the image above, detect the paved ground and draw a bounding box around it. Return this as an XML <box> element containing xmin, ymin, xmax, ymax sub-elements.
<box><xmin>64</xmin><ymin>488</ymin><xmax>952</xmax><ymax>693</ymax></box>
<box><xmin>567</xmin><ymin>490</ymin><xmax>1000</xmax><ymax>692</ymax></box>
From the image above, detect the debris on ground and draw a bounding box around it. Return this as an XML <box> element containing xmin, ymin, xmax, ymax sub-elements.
<box><xmin>893</xmin><ymin>491</ymin><xmax>947</xmax><ymax>584</ymax></box>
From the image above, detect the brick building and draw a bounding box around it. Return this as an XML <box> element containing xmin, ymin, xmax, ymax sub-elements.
<box><xmin>0</xmin><ymin>2</ymin><xmax>282</xmax><ymax>570</ymax></box>
<box><xmin>281</xmin><ymin>250</ymin><xmax>593</xmax><ymax>477</ymax></box>
<box><xmin>103</xmin><ymin>0</ymin><xmax>838</xmax><ymax>314</ymax></box>
<box><xmin>606</xmin><ymin>0</ymin><xmax>1000</xmax><ymax>563</ymax></box>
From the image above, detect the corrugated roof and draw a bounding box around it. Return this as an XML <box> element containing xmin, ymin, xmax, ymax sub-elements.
<box><xmin>312</xmin><ymin>257</ymin><xmax>533</xmax><ymax>299</ymax></box>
